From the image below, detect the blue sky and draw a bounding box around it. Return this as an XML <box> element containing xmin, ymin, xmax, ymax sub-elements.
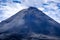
<box><xmin>0</xmin><ymin>0</ymin><xmax>60</xmax><ymax>23</ymax></box>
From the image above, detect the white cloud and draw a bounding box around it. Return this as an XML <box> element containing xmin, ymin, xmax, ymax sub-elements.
<box><xmin>0</xmin><ymin>3</ymin><xmax>28</xmax><ymax>22</ymax></box>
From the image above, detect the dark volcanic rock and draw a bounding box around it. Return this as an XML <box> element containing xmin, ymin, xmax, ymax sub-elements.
<box><xmin>0</xmin><ymin>7</ymin><xmax>60</xmax><ymax>40</ymax></box>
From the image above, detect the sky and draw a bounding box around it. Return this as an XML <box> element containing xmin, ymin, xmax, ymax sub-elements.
<box><xmin>0</xmin><ymin>0</ymin><xmax>60</xmax><ymax>23</ymax></box>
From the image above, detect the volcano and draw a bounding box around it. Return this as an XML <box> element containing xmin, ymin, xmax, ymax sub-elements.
<box><xmin>0</xmin><ymin>7</ymin><xmax>60</xmax><ymax>40</ymax></box>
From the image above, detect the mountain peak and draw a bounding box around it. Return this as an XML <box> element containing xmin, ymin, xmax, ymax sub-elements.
<box><xmin>0</xmin><ymin>7</ymin><xmax>60</xmax><ymax>40</ymax></box>
<box><xmin>28</xmin><ymin>7</ymin><xmax>38</xmax><ymax>10</ymax></box>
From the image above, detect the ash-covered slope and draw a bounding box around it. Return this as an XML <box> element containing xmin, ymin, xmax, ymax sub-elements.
<box><xmin>0</xmin><ymin>7</ymin><xmax>60</xmax><ymax>40</ymax></box>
